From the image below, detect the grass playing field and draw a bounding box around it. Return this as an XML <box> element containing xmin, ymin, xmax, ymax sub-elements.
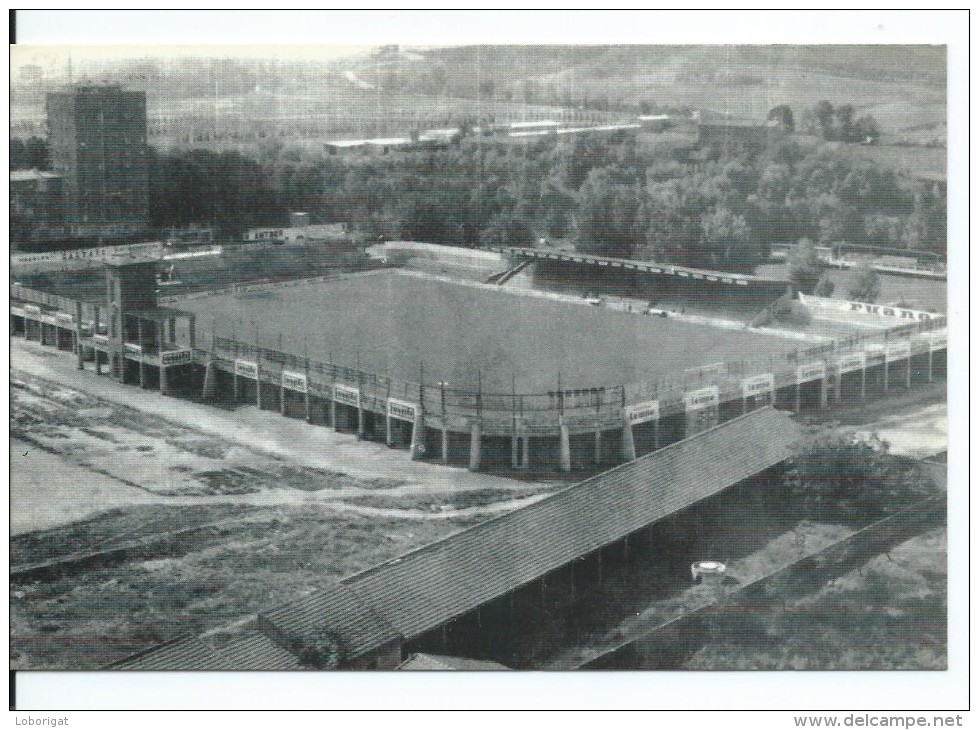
<box><xmin>177</xmin><ymin>269</ymin><xmax>805</xmax><ymax>393</ymax></box>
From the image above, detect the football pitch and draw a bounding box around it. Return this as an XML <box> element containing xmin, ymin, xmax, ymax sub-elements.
<box><xmin>178</xmin><ymin>270</ymin><xmax>806</xmax><ymax>393</ymax></box>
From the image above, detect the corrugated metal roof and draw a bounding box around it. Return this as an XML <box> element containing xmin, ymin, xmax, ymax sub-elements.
<box><xmin>110</xmin><ymin>636</ymin><xmax>227</xmax><ymax>671</ymax></box>
<box><xmin>112</xmin><ymin>408</ymin><xmax>799</xmax><ymax>670</ymax></box>
<box><xmin>260</xmin><ymin>407</ymin><xmax>798</xmax><ymax>658</ymax></box>
<box><xmin>260</xmin><ymin>582</ymin><xmax>400</xmax><ymax>661</ymax></box>
<box><xmin>215</xmin><ymin>632</ymin><xmax>301</xmax><ymax>671</ymax></box>
<box><xmin>396</xmin><ymin>653</ymin><xmax>511</xmax><ymax>671</ymax></box>
<box><xmin>341</xmin><ymin>407</ymin><xmax>798</xmax><ymax>640</ymax></box>
<box><xmin>110</xmin><ymin>631</ymin><xmax>302</xmax><ymax>671</ymax></box>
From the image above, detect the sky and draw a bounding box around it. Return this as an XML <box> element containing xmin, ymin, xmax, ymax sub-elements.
<box><xmin>10</xmin><ymin>45</ymin><xmax>375</xmax><ymax>79</ymax></box>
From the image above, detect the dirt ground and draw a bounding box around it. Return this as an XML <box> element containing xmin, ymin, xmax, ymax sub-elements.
<box><xmin>8</xmin><ymin>337</ymin><xmax>947</xmax><ymax>670</ymax></box>
<box><xmin>799</xmin><ymin>379</ymin><xmax>947</xmax><ymax>459</ymax></box>
<box><xmin>9</xmin><ymin>338</ymin><xmax>562</xmax><ymax>669</ymax></box>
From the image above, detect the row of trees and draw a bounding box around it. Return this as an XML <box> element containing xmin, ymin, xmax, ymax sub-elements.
<box><xmin>114</xmin><ymin>115</ymin><xmax>947</xmax><ymax>262</ymax></box>
<box><xmin>787</xmin><ymin>238</ymin><xmax>882</xmax><ymax>302</ymax></box>
<box><xmin>804</xmin><ymin>100</ymin><xmax>882</xmax><ymax>143</ymax></box>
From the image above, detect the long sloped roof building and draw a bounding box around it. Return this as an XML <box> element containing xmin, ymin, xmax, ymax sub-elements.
<box><xmin>113</xmin><ymin>406</ymin><xmax>801</xmax><ymax>670</ymax></box>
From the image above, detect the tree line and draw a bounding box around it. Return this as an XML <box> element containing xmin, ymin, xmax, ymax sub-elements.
<box><xmin>11</xmin><ymin>106</ymin><xmax>945</xmax><ymax>265</ymax></box>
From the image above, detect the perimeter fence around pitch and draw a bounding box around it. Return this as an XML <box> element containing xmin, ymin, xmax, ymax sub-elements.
<box><xmin>203</xmin><ymin>310</ymin><xmax>945</xmax><ymax>432</ymax></box>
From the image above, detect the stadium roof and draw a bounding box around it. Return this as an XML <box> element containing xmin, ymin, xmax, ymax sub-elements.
<box><xmin>260</xmin><ymin>407</ymin><xmax>800</xmax><ymax>657</ymax></box>
<box><xmin>110</xmin><ymin>636</ymin><xmax>228</xmax><ymax>671</ymax></box>
<box><xmin>396</xmin><ymin>653</ymin><xmax>511</xmax><ymax>671</ymax></box>
<box><xmin>260</xmin><ymin>583</ymin><xmax>400</xmax><ymax>661</ymax></box>
<box><xmin>111</xmin><ymin>631</ymin><xmax>300</xmax><ymax>671</ymax></box>
<box><xmin>110</xmin><ymin>407</ymin><xmax>800</xmax><ymax>670</ymax></box>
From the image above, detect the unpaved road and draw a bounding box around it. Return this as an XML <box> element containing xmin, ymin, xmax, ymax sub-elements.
<box><xmin>11</xmin><ymin>339</ymin><xmax>556</xmax><ymax>535</ymax></box>
<box><xmin>856</xmin><ymin>402</ymin><xmax>947</xmax><ymax>459</ymax></box>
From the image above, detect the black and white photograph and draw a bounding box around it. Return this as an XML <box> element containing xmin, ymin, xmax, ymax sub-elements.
<box><xmin>7</xmin><ymin>9</ymin><xmax>966</xmax><ymax>715</ymax></box>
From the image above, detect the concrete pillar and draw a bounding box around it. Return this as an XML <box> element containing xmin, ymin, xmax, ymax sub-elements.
<box><xmin>860</xmin><ymin>365</ymin><xmax>867</xmax><ymax>401</ymax></box>
<box><xmin>167</xmin><ymin>317</ymin><xmax>176</xmax><ymax>344</ymax></box>
<box><xmin>559</xmin><ymin>421</ymin><xmax>571</xmax><ymax>473</ymax></box>
<box><xmin>883</xmin><ymin>358</ymin><xmax>890</xmax><ymax>390</ymax></box>
<box><xmin>410</xmin><ymin>411</ymin><xmax>424</xmax><ymax>460</ymax></box>
<box><xmin>188</xmin><ymin>316</ymin><xmax>196</xmax><ymax>348</ymax></box>
<box><xmin>356</xmin><ymin>404</ymin><xmax>366</xmax><ymax>438</ymax></box>
<box><xmin>521</xmin><ymin>435</ymin><xmax>530</xmax><ymax>470</ymax></box>
<box><xmin>138</xmin><ymin>359</ymin><xmax>147</xmax><ymax>389</ymax></box>
<box><xmin>905</xmin><ymin>357</ymin><xmax>912</xmax><ymax>389</ymax></box>
<box><xmin>742</xmin><ymin>396</ymin><xmax>748</xmax><ymax>415</ymax></box>
<box><xmin>594</xmin><ymin>430</ymin><xmax>602</xmax><ymax>465</ymax></box>
<box><xmin>75</xmin><ymin>302</ymin><xmax>84</xmax><ymax>370</ymax></box>
<box><xmin>653</xmin><ymin>420</ymin><xmax>660</xmax><ymax>450</ymax></box>
<box><xmin>330</xmin><ymin>397</ymin><xmax>338</xmax><ymax>431</ymax></box>
<box><xmin>95</xmin><ymin>347</ymin><xmax>102</xmax><ymax>375</ymax></box>
<box><xmin>280</xmin><ymin>382</ymin><xmax>287</xmax><ymax>416</ymax></box>
<box><xmin>304</xmin><ymin>390</ymin><xmax>312</xmax><ymax>423</ymax></box>
<box><xmin>511</xmin><ymin>431</ymin><xmax>520</xmax><ymax>468</ymax></box>
<box><xmin>385</xmin><ymin>412</ymin><xmax>393</xmax><ymax>446</ymax></box>
<box><xmin>569</xmin><ymin>561</ymin><xmax>576</xmax><ymax>603</ymax></box>
<box><xmin>233</xmin><ymin>372</ymin><xmax>240</xmax><ymax>403</ymax></box>
<box><xmin>256</xmin><ymin>376</ymin><xmax>263</xmax><ymax>410</ymax></box>
<box><xmin>835</xmin><ymin>372</ymin><xmax>843</xmax><ymax>404</ymax></box>
<box><xmin>203</xmin><ymin>359</ymin><xmax>217</xmax><ymax>401</ymax></box>
<box><xmin>620</xmin><ymin>421</ymin><xmax>637</xmax><ymax>462</ymax></box>
<box><xmin>928</xmin><ymin>349</ymin><xmax>934</xmax><ymax>383</ymax></box>
<box><xmin>819</xmin><ymin>376</ymin><xmax>828</xmax><ymax>408</ymax></box>
<box><xmin>468</xmin><ymin>422</ymin><xmax>482</xmax><ymax>472</ymax></box>
<box><xmin>160</xmin><ymin>365</ymin><xmax>170</xmax><ymax>396</ymax></box>
<box><xmin>794</xmin><ymin>383</ymin><xmax>802</xmax><ymax>413</ymax></box>
<box><xmin>441</xmin><ymin>427</ymin><xmax>449</xmax><ymax>464</ymax></box>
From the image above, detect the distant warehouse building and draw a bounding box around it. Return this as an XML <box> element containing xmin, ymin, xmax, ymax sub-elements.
<box><xmin>637</xmin><ymin>114</ymin><xmax>673</xmax><ymax>131</ymax></box>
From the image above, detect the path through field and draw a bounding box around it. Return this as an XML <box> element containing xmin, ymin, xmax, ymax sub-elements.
<box><xmin>11</xmin><ymin>339</ymin><xmax>556</xmax><ymax>535</ymax></box>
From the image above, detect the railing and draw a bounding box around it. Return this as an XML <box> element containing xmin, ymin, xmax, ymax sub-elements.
<box><xmin>13</xmin><ymin>279</ymin><xmax>947</xmax><ymax>430</ymax></box>
<box><xmin>205</xmin><ymin>307</ymin><xmax>945</xmax><ymax>430</ymax></box>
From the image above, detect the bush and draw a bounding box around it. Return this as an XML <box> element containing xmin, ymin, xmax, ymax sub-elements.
<box><xmin>847</xmin><ymin>263</ymin><xmax>881</xmax><ymax>303</ymax></box>
<box><xmin>772</xmin><ymin>296</ymin><xmax>812</xmax><ymax>326</ymax></box>
<box><xmin>786</xmin><ymin>426</ymin><xmax>925</xmax><ymax>524</ymax></box>
<box><xmin>813</xmin><ymin>275</ymin><xmax>835</xmax><ymax>297</ymax></box>
<box><xmin>788</xmin><ymin>238</ymin><xmax>825</xmax><ymax>294</ymax></box>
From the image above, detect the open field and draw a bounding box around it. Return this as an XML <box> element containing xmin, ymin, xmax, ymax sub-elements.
<box><xmin>177</xmin><ymin>269</ymin><xmax>807</xmax><ymax>392</ymax></box>
<box><xmin>10</xmin><ymin>340</ymin><xmax>568</xmax><ymax>669</ymax></box>
<box><xmin>684</xmin><ymin>527</ymin><xmax>947</xmax><ymax>670</ymax></box>
<box><xmin>850</xmin><ymin>143</ymin><xmax>947</xmax><ymax>182</ymax></box>
<box><xmin>8</xmin><ymin>337</ymin><xmax>945</xmax><ymax>670</ymax></box>
<box><xmin>10</xmin><ymin>501</ymin><xmax>479</xmax><ymax>669</ymax></box>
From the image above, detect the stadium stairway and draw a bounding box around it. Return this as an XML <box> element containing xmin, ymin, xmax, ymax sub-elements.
<box><xmin>485</xmin><ymin>259</ymin><xmax>533</xmax><ymax>285</ymax></box>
